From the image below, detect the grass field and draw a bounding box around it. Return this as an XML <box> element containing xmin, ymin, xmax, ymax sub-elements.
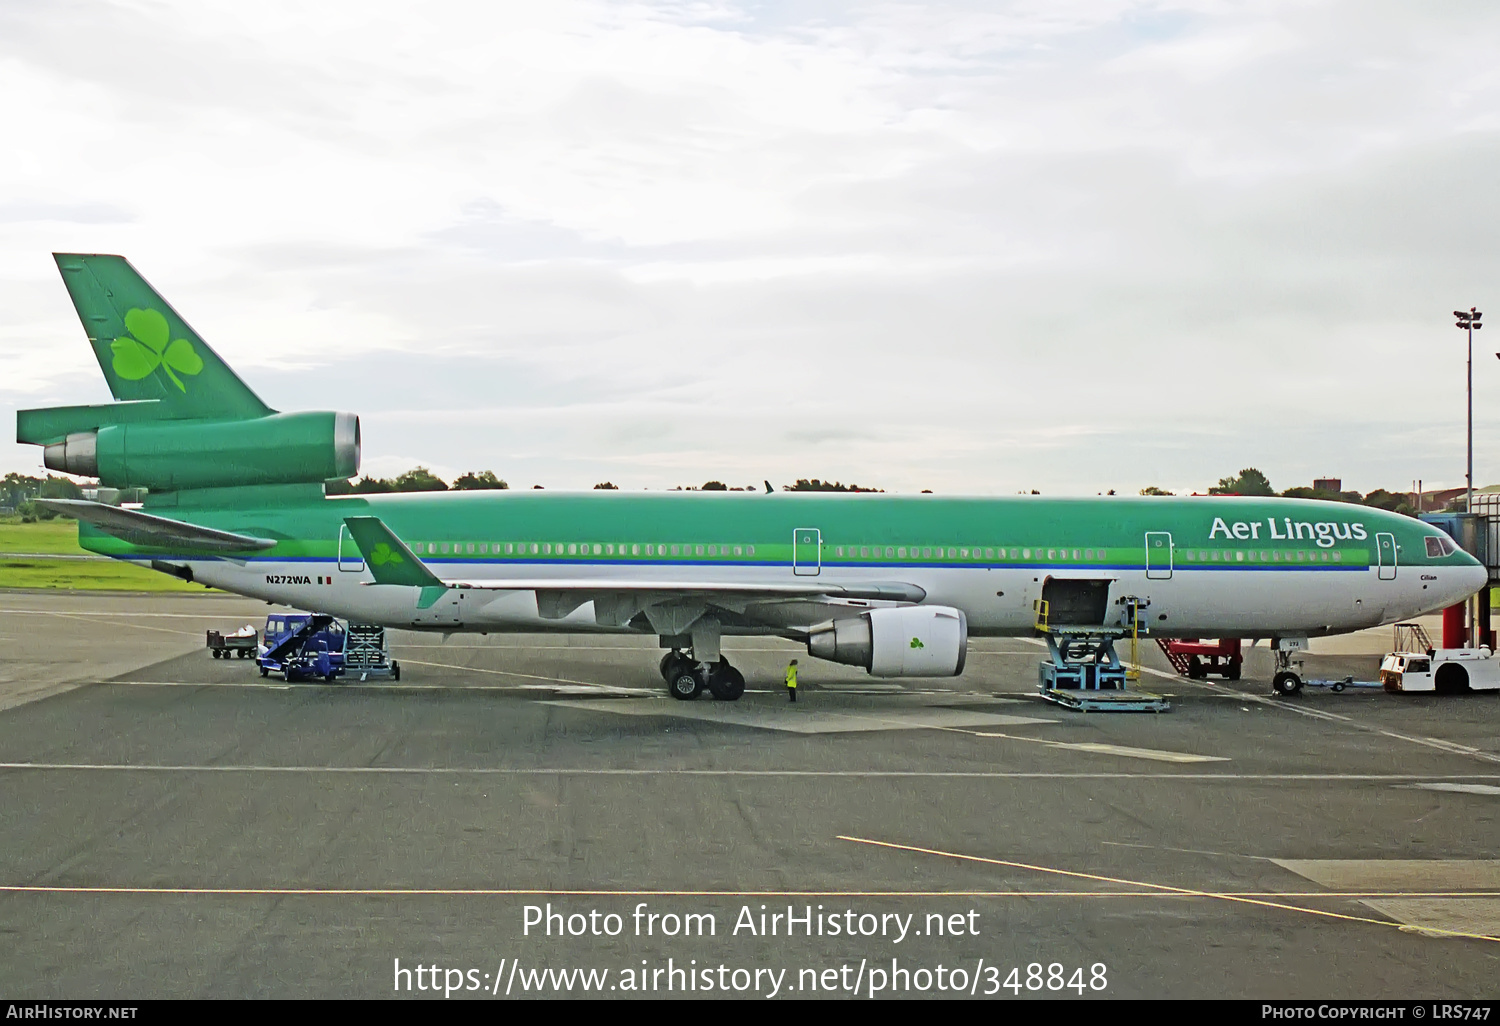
<box><xmin>0</xmin><ymin>518</ymin><xmax>216</xmax><ymax>590</ymax></box>
<box><xmin>0</xmin><ymin>519</ymin><xmax>90</xmax><ymax>556</ymax></box>
<box><xmin>0</xmin><ymin>557</ymin><xmax>215</xmax><ymax>592</ymax></box>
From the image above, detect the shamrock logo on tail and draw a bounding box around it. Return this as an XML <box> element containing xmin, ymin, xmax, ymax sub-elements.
<box><xmin>909</xmin><ymin>637</ymin><xmax>925</xmax><ymax>650</ymax></box>
<box><xmin>369</xmin><ymin>543</ymin><xmax>404</xmax><ymax>567</ymax></box>
<box><xmin>111</xmin><ymin>308</ymin><xmax>204</xmax><ymax>392</ymax></box>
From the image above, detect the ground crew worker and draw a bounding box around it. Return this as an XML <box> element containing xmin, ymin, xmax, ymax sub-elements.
<box><xmin>785</xmin><ymin>659</ymin><xmax>798</xmax><ymax>702</ymax></box>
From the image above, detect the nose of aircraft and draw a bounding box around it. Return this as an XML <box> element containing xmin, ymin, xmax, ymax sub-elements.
<box><xmin>1450</xmin><ymin>556</ymin><xmax>1489</xmax><ymax>608</ymax></box>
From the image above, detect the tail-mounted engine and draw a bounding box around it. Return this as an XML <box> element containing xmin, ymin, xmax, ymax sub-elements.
<box><xmin>38</xmin><ymin>411</ymin><xmax>359</xmax><ymax>492</ymax></box>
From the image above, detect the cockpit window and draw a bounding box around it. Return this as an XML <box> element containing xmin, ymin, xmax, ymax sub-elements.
<box><xmin>1425</xmin><ymin>535</ymin><xmax>1458</xmax><ymax>557</ymax></box>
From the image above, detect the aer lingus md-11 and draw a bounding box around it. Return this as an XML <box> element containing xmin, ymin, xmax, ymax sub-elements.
<box><xmin>18</xmin><ymin>255</ymin><xmax>1487</xmax><ymax>700</ymax></box>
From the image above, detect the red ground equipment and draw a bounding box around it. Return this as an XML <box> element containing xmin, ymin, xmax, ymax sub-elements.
<box><xmin>1157</xmin><ymin>638</ymin><xmax>1243</xmax><ymax>680</ymax></box>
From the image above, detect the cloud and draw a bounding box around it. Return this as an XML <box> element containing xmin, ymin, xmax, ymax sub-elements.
<box><xmin>3</xmin><ymin>1</ymin><xmax>1499</xmax><ymax>496</ymax></box>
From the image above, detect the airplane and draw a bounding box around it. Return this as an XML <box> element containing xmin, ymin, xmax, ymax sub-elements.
<box><xmin>16</xmin><ymin>254</ymin><xmax>1487</xmax><ymax>700</ymax></box>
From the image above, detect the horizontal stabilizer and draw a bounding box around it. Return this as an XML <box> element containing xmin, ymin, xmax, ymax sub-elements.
<box><xmin>37</xmin><ymin>499</ymin><xmax>276</xmax><ymax>553</ymax></box>
<box><xmin>342</xmin><ymin>516</ymin><xmax>445</xmax><ymax>588</ymax></box>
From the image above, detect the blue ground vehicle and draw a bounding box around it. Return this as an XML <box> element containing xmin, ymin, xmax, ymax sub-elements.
<box><xmin>257</xmin><ymin>614</ymin><xmax>346</xmax><ymax>682</ymax></box>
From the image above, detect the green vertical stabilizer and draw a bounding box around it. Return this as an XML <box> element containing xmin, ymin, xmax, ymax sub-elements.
<box><xmin>52</xmin><ymin>254</ymin><xmax>273</xmax><ymax>421</ymax></box>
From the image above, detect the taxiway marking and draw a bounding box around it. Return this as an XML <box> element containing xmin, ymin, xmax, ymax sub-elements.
<box><xmin>839</xmin><ymin>835</ymin><xmax>1500</xmax><ymax>944</ymax></box>
<box><xmin>0</xmin><ymin>763</ymin><xmax>1497</xmax><ymax>780</ymax></box>
<box><xmin>1</xmin><ymin>885</ymin><xmax>1497</xmax><ymax>898</ymax></box>
<box><xmin>966</xmin><ymin>730</ymin><xmax>1227</xmax><ymax>763</ymax></box>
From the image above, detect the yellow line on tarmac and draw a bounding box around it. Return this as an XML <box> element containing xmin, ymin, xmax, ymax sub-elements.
<box><xmin>838</xmin><ymin>835</ymin><xmax>1500</xmax><ymax>944</ymax></box>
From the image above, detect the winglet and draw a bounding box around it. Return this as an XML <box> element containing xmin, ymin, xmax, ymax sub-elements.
<box><xmin>342</xmin><ymin>516</ymin><xmax>445</xmax><ymax>588</ymax></box>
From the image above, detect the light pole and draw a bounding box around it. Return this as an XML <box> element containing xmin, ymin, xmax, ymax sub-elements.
<box><xmin>1455</xmin><ymin>306</ymin><xmax>1483</xmax><ymax>643</ymax></box>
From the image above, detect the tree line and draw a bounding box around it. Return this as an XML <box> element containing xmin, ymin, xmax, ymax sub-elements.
<box><xmin>325</xmin><ymin>468</ymin><xmax>509</xmax><ymax>494</ymax></box>
<box><xmin>332</xmin><ymin>473</ymin><xmax>885</xmax><ymax>494</ymax></box>
<box><xmin>2</xmin><ymin>473</ymin><xmax>83</xmax><ymax>521</ymax></box>
<box><xmin>1140</xmin><ymin>468</ymin><xmax>1423</xmax><ymax>516</ymax></box>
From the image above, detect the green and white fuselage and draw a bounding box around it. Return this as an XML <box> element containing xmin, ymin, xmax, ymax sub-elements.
<box><xmin>19</xmin><ymin>253</ymin><xmax>1487</xmax><ymax>689</ymax></box>
<box><xmin>79</xmin><ymin>489</ymin><xmax>1483</xmax><ymax>640</ymax></box>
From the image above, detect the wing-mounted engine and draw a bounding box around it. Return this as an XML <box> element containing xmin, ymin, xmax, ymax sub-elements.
<box><xmin>807</xmin><ymin>605</ymin><xmax>968</xmax><ymax>678</ymax></box>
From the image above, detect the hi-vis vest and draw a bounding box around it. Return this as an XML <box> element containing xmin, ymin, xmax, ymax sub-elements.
<box><xmin>785</xmin><ymin>665</ymin><xmax>798</xmax><ymax>688</ymax></box>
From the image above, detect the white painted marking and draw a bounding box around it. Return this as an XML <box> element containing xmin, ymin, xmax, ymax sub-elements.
<box><xmin>971</xmin><ymin>732</ymin><xmax>1228</xmax><ymax>763</ymax></box>
<box><xmin>0</xmin><ymin>763</ymin><xmax>1496</xmax><ymax>780</ymax></box>
<box><xmin>547</xmin><ymin>699</ymin><xmax>1056</xmax><ymax>734</ymax></box>
<box><xmin>1273</xmin><ymin>859</ymin><xmax>1500</xmax><ymax>890</ymax></box>
<box><xmin>1402</xmin><ymin>782</ymin><xmax>1500</xmax><ymax>796</ymax></box>
<box><xmin>1360</xmin><ymin>898</ymin><xmax>1500</xmax><ymax>939</ymax></box>
<box><xmin>105</xmin><ymin>680</ymin><xmax>654</xmax><ymax>696</ymax></box>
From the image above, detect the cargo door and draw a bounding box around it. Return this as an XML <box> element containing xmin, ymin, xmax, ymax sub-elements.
<box><xmin>412</xmin><ymin>588</ymin><xmax>462</xmax><ymax>626</ymax></box>
<box><xmin>1145</xmin><ymin>532</ymin><xmax>1173</xmax><ymax>580</ymax></box>
<box><xmin>793</xmin><ymin>527</ymin><xmax>821</xmax><ymax>576</ymax></box>
<box><xmin>1376</xmin><ymin>532</ymin><xmax>1397</xmax><ymax>580</ymax></box>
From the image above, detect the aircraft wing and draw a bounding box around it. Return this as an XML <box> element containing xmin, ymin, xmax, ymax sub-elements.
<box><xmin>341</xmin><ymin>516</ymin><xmax>926</xmax><ymax>603</ymax></box>
<box><xmin>38</xmin><ymin>499</ymin><xmax>277</xmax><ymax>553</ymax></box>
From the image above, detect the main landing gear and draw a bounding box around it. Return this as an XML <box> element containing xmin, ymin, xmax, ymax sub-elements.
<box><xmin>659</xmin><ymin>650</ymin><xmax>746</xmax><ymax>702</ymax></box>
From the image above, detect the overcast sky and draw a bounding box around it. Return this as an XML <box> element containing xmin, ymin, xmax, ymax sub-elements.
<box><xmin>3</xmin><ymin>1</ymin><xmax>1497</xmax><ymax>496</ymax></box>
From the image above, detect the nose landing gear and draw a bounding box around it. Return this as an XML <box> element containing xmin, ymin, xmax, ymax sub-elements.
<box><xmin>1271</xmin><ymin>641</ymin><xmax>1305</xmax><ymax>695</ymax></box>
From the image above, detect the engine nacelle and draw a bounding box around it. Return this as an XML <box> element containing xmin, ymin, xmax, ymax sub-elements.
<box><xmin>807</xmin><ymin>605</ymin><xmax>968</xmax><ymax>678</ymax></box>
<box><xmin>44</xmin><ymin>411</ymin><xmax>359</xmax><ymax>491</ymax></box>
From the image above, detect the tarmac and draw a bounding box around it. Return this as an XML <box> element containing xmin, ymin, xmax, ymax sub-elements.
<box><xmin>0</xmin><ymin>590</ymin><xmax>1497</xmax><ymax>999</ymax></box>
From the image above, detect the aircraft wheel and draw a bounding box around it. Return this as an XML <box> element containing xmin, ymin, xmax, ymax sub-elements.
<box><xmin>669</xmin><ymin>670</ymin><xmax>703</xmax><ymax>701</ymax></box>
<box><xmin>1272</xmin><ymin>671</ymin><xmax>1303</xmax><ymax>696</ymax></box>
<box><xmin>707</xmin><ymin>661</ymin><xmax>745</xmax><ymax>701</ymax></box>
<box><xmin>660</xmin><ymin>651</ymin><xmax>690</xmax><ymax>682</ymax></box>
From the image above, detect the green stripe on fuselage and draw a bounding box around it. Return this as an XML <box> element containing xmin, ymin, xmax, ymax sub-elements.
<box><xmin>76</xmin><ymin>493</ymin><xmax>1467</xmax><ymax>573</ymax></box>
